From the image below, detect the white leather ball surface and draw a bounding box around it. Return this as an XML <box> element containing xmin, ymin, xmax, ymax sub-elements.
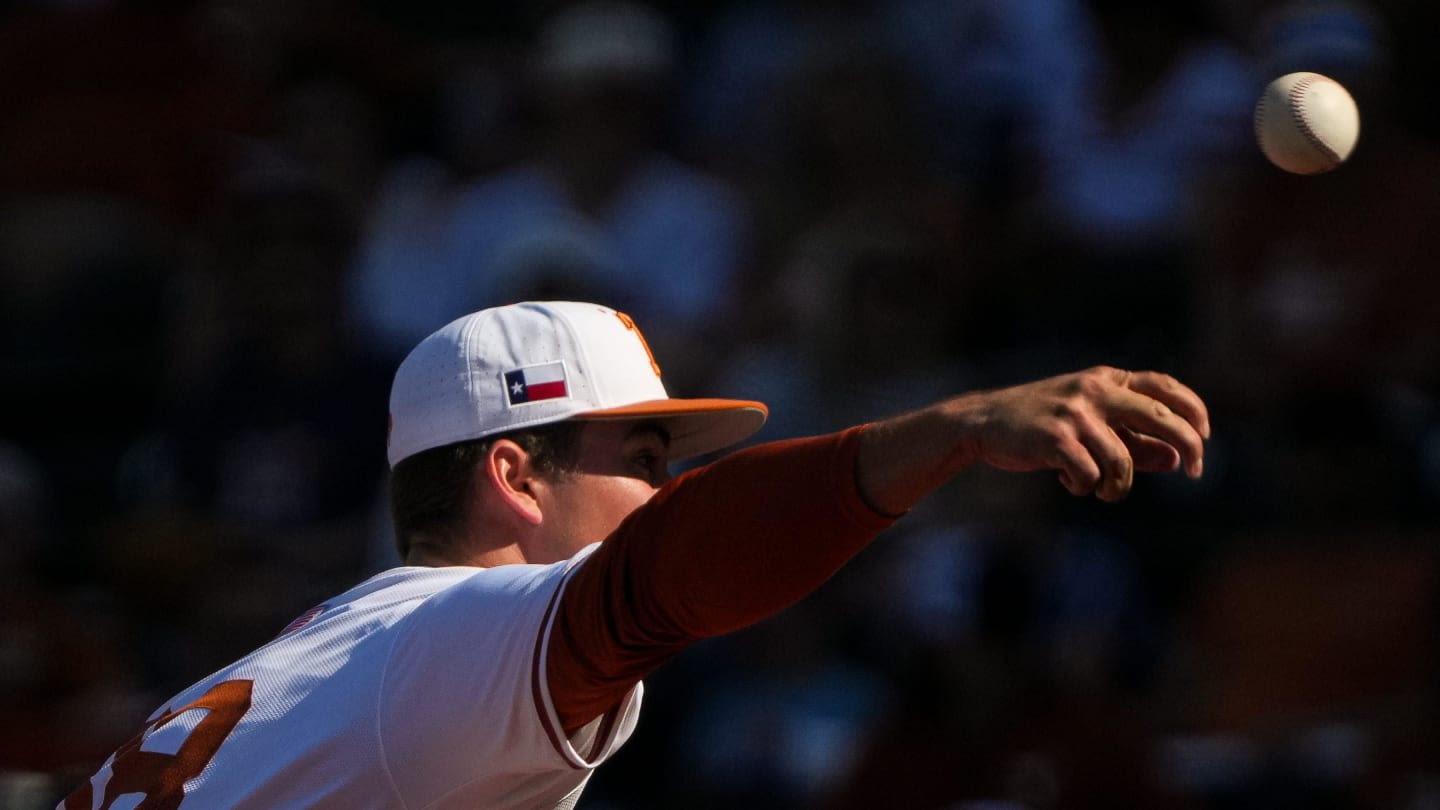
<box><xmin>1254</xmin><ymin>71</ymin><xmax>1361</xmax><ymax>175</ymax></box>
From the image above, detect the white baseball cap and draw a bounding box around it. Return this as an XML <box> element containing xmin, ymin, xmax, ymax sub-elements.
<box><xmin>387</xmin><ymin>301</ymin><xmax>768</xmax><ymax>467</ymax></box>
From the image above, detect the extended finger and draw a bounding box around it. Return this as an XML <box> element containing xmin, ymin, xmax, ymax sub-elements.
<box><xmin>1124</xmin><ymin>371</ymin><xmax>1211</xmax><ymax>440</ymax></box>
<box><xmin>1103</xmin><ymin>385</ymin><xmax>1206</xmax><ymax>479</ymax></box>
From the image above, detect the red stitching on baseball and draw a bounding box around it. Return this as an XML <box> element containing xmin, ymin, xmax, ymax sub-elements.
<box><xmin>1289</xmin><ymin>74</ymin><xmax>1342</xmax><ymax>165</ymax></box>
<box><xmin>1254</xmin><ymin>90</ymin><xmax>1268</xmax><ymax>148</ymax></box>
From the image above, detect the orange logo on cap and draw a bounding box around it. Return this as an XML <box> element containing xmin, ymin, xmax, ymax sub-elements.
<box><xmin>615</xmin><ymin>311</ymin><xmax>662</xmax><ymax>378</ymax></box>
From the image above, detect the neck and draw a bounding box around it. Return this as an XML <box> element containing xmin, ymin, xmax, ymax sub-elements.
<box><xmin>404</xmin><ymin>540</ymin><xmax>527</xmax><ymax>569</ymax></box>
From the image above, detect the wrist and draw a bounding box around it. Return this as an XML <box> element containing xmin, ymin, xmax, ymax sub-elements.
<box><xmin>935</xmin><ymin>393</ymin><xmax>987</xmax><ymax>475</ymax></box>
<box><xmin>854</xmin><ymin>395</ymin><xmax>987</xmax><ymax>516</ymax></box>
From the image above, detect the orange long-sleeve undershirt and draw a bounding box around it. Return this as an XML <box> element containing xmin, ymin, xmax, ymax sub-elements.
<box><xmin>547</xmin><ymin>425</ymin><xmax>898</xmax><ymax>735</ymax></box>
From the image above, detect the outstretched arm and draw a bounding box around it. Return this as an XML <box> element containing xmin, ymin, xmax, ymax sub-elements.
<box><xmin>548</xmin><ymin>366</ymin><xmax>1210</xmax><ymax>735</ymax></box>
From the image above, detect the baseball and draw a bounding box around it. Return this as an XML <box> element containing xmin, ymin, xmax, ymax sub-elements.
<box><xmin>1254</xmin><ymin>71</ymin><xmax>1360</xmax><ymax>174</ymax></box>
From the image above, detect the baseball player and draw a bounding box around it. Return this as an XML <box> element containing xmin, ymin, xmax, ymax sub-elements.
<box><xmin>62</xmin><ymin>301</ymin><xmax>1209</xmax><ymax>809</ymax></box>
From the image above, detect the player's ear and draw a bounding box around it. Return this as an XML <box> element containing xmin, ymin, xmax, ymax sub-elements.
<box><xmin>483</xmin><ymin>439</ymin><xmax>544</xmax><ymax>526</ymax></box>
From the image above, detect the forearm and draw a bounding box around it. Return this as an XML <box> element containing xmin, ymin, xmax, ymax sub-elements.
<box><xmin>853</xmin><ymin>395</ymin><xmax>983</xmax><ymax>517</ymax></box>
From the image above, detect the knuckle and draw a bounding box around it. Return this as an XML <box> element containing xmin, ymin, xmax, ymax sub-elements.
<box><xmin>1077</xmin><ymin>369</ymin><xmax>1112</xmax><ymax>397</ymax></box>
<box><xmin>1067</xmin><ymin>395</ymin><xmax>1096</xmax><ymax>421</ymax></box>
<box><xmin>1092</xmin><ymin>365</ymin><xmax>1126</xmax><ymax>383</ymax></box>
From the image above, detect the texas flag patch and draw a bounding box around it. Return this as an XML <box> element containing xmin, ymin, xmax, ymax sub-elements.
<box><xmin>505</xmin><ymin>362</ymin><xmax>570</xmax><ymax>405</ymax></box>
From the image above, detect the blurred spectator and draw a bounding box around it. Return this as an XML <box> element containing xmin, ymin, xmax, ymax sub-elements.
<box><xmin>670</xmin><ymin>599</ymin><xmax>894</xmax><ymax>810</ymax></box>
<box><xmin>681</xmin><ymin>0</ymin><xmax>949</xmax><ymax>276</ymax></box>
<box><xmin>92</xmin><ymin>178</ymin><xmax>395</xmax><ymax>707</ymax></box>
<box><xmin>878</xmin><ymin>0</ymin><xmax>1034</xmax><ymax>197</ymax></box>
<box><xmin>1020</xmin><ymin>0</ymin><xmax>1260</xmax><ymax>246</ymax></box>
<box><xmin>340</xmin><ymin>48</ymin><xmax>530</xmax><ymax>367</ymax></box>
<box><xmin>121</xmin><ymin>181</ymin><xmax>390</xmax><ymax>578</ymax></box>
<box><xmin>828</xmin><ymin>518</ymin><xmax>1178</xmax><ymax>810</ymax></box>
<box><xmin>939</xmin><ymin>0</ymin><xmax>1261</xmax><ymax>378</ymax></box>
<box><xmin>720</xmin><ymin>223</ymin><xmax>973</xmax><ymax>441</ymax></box>
<box><xmin>705</xmin><ymin>29</ymin><xmax>981</xmax><ymax>443</ymax></box>
<box><xmin>347</xmin><ymin>1</ymin><xmax>751</xmax><ymax>394</ymax></box>
<box><xmin>681</xmin><ymin>0</ymin><xmax>872</xmax><ymax>171</ymax></box>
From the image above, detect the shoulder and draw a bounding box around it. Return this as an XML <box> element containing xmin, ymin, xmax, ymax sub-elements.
<box><xmin>390</xmin><ymin>546</ymin><xmax>602</xmax><ymax>640</ymax></box>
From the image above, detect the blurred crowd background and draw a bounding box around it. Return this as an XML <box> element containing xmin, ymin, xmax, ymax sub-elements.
<box><xmin>3</xmin><ymin>0</ymin><xmax>1440</xmax><ymax>807</ymax></box>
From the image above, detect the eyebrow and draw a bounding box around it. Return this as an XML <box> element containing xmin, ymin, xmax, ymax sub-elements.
<box><xmin>626</xmin><ymin>420</ymin><xmax>671</xmax><ymax>448</ymax></box>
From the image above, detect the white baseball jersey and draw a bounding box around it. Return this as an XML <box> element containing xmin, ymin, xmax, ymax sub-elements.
<box><xmin>62</xmin><ymin>543</ymin><xmax>642</xmax><ymax>810</ymax></box>
<box><xmin>65</xmin><ymin>426</ymin><xmax>897</xmax><ymax>810</ymax></box>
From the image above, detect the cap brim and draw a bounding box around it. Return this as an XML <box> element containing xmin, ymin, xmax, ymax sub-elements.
<box><xmin>575</xmin><ymin>398</ymin><xmax>768</xmax><ymax>460</ymax></box>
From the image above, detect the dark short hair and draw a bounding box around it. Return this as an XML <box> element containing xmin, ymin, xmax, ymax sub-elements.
<box><xmin>389</xmin><ymin>420</ymin><xmax>586</xmax><ymax>559</ymax></box>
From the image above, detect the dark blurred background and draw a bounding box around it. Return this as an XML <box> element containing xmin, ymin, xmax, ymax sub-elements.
<box><xmin>3</xmin><ymin>0</ymin><xmax>1439</xmax><ymax>808</ymax></box>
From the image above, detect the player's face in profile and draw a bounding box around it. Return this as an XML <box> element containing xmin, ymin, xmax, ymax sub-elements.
<box><xmin>533</xmin><ymin>419</ymin><xmax>672</xmax><ymax>563</ymax></box>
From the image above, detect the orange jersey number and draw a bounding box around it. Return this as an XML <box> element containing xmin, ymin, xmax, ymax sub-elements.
<box><xmin>64</xmin><ymin>679</ymin><xmax>253</xmax><ymax>810</ymax></box>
